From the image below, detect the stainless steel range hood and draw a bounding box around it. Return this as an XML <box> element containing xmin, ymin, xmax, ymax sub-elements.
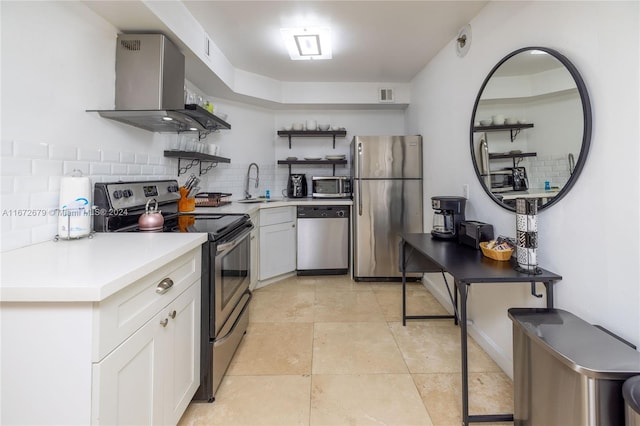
<box><xmin>88</xmin><ymin>33</ymin><xmax>230</xmax><ymax>134</ymax></box>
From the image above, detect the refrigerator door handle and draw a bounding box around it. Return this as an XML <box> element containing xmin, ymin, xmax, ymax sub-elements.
<box><xmin>357</xmin><ymin>142</ymin><xmax>363</xmax><ymax>216</ymax></box>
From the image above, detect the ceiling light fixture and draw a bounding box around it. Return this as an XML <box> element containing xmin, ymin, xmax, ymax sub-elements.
<box><xmin>281</xmin><ymin>27</ymin><xmax>332</xmax><ymax>60</ymax></box>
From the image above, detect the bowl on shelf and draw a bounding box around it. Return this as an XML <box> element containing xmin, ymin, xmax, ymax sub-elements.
<box><xmin>479</xmin><ymin>119</ymin><xmax>492</xmax><ymax>126</ymax></box>
<box><xmin>505</xmin><ymin>117</ymin><xmax>518</xmax><ymax>125</ymax></box>
<box><xmin>331</xmin><ymin>125</ymin><xmax>340</xmax><ymax>131</ymax></box>
<box><xmin>318</xmin><ymin>124</ymin><xmax>330</xmax><ymax>131</ymax></box>
<box><xmin>292</xmin><ymin>123</ymin><xmax>303</xmax><ymax>131</ymax></box>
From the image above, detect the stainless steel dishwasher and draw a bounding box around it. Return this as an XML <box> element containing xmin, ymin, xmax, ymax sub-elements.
<box><xmin>296</xmin><ymin>205</ymin><xmax>349</xmax><ymax>275</ymax></box>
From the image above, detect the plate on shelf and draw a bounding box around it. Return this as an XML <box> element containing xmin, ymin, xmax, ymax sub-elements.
<box><xmin>286</xmin><ymin>156</ymin><xmax>298</xmax><ymax>161</ymax></box>
<box><xmin>304</xmin><ymin>157</ymin><xmax>322</xmax><ymax>160</ymax></box>
<box><xmin>325</xmin><ymin>155</ymin><xmax>346</xmax><ymax>160</ymax></box>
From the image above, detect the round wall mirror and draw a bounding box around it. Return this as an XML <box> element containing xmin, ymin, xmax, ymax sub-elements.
<box><xmin>470</xmin><ymin>47</ymin><xmax>592</xmax><ymax>211</ymax></box>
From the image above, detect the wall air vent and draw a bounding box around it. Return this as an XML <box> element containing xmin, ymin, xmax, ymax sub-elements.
<box><xmin>120</xmin><ymin>39</ymin><xmax>141</xmax><ymax>51</ymax></box>
<box><xmin>378</xmin><ymin>88</ymin><xmax>394</xmax><ymax>103</ymax></box>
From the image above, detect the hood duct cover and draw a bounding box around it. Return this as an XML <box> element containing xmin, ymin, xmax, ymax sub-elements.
<box><xmin>88</xmin><ymin>33</ymin><xmax>230</xmax><ymax>134</ymax></box>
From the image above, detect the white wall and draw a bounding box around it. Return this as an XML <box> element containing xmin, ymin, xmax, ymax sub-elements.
<box><xmin>407</xmin><ymin>1</ymin><xmax>640</xmax><ymax>373</ymax></box>
<box><xmin>0</xmin><ymin>1</ymin><xmax>406</xmax><ymax>251</ymax></box>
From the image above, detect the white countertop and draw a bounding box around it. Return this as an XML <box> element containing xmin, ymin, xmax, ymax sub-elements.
<box><xmin>193</xmin><ymin>197</ymin><xmax>353</xmax><ymax>215</ymax></box>
<box><xmin>0</xmin><ymin>233</ymin><xmax>207</xmax><ymax>303</ymax></box>
<box><xmin>499</xmin><ymin>189</ymin><xmax>560</xmax><ymax>200</ymax></box>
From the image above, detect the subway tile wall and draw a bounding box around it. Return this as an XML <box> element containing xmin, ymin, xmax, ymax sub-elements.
<box><xmin>523</xmin><ymin>155</ymin><xmax>572</xmax><ymax>190</ymax></box>
<box><xmin>0</xmin><ymin>139</ymin><xmax>176</xmax><ymax>252</ymax></box>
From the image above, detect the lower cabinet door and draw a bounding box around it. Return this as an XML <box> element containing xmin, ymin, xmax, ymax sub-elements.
<box><xmin>259</xmin><ymin>221</ymin><xmax>296</xmax><ymax>280</ymax></box>
<box><xmin>92</xmin><ymin>310</ymin><xmax>165</xmax><ymax>425</ymax></box>
<box><xmin>164</xmin><ymin>282</ymin><xmax>201</xmax><ymax>425</ymax></box>
<box><xmin>92</xmin><ymin>281</ymin><xmax>201</xmax><ymax>426</ymax></box>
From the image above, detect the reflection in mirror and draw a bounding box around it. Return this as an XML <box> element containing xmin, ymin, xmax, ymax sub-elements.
<box><xmin>470</xmin><ymin>47</ymin><xmax>591</xmax><ymax>211</ymax></box>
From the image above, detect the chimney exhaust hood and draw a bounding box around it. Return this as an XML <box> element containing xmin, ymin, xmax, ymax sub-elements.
<box><xmin>87</xmin><ymin>33</ymin><xmax>229</xmax><ymax>136</ymax></box>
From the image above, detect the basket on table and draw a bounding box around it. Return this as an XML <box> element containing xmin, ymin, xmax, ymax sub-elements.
<box><xmin>479</xmin><ymin>241</ymin><xmax>513</xmax><ymax>261</ymax></box>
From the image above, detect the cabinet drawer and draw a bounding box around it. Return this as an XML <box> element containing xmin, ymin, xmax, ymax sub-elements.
<box><xmin>260</xmin><ymin>206</ymin><xmax>295</xmax><ymax>226</ymax></box>
<box><xmin>92</xmin><ymin>248</ymin><xmax>202</xmax><ymax>361</ymax></box>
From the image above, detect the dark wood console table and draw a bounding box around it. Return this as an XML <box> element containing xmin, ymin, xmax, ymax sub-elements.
<box><xmin>400</xmin><ymin>233</ymin><xmax>562</xmax><ymax>426</ymax></box>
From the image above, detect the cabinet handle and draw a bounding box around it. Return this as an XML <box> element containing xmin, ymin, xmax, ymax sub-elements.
<box><xmin>169</xmin><ymin>310</ymin><xmax>177</xmax><ymax>319</ymax></box>
<box><xmin>156</xmin><ymin>278</ymin><xmax>174</xmax><ymax>295</ymax></box>
<box><xmin>292</xmin><ymin>224</ymin><xmax>295</xmax><ymax>228</ymax></box>
<box><xmin>160</xmin><ymin>318</ymin><xmax>169</xmax><ymax>327</ymax></box>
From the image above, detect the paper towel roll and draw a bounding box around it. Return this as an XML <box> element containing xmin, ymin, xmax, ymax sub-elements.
<box><xmin>58</xmin><ymin>172</ymin><xmax>92</xmax><ymax>239</ymax></box>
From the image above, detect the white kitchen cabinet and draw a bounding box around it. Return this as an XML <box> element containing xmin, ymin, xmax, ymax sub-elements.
<box><xmin>0</xmin><ymin>244</ymin><xmax>202</xmax><ymax>426</ymax></box>
<box><xmin>259</xmin><ymin>206</ymin><xmax>296</xmax><ymax>280</ymax></box>
<box><xmin>249</xmin><ymin>211</ymin><xmax>260</xmax><ymax>289</ymax></box>
<box><xmin>92</xmin><ymin>282</ymin><xmax>200</xmax><ymax>425</ymax></box>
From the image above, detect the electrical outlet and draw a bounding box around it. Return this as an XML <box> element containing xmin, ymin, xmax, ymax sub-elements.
<box><xmin>463</xmin><ymin>184</ymin><xmax>469</xmax><ymax>199</ymax></box>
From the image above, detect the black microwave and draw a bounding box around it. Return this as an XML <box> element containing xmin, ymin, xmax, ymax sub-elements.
<box><xmin>311</xmin><ymin>176</ymin><xmax>352</xmax><ymax>198</ymax></box>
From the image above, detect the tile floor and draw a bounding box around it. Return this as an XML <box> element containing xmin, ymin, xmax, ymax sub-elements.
<box><xmin>178</xmin><ymin>275</ymin><xmax>514</xmax><ymax>426</ymax></box>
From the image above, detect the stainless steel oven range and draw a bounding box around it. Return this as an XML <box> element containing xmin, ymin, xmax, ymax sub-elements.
<box><xmin>94</xmin><ymin>180</ymin><xmax>253</xmax><ymax>403</ymax></box>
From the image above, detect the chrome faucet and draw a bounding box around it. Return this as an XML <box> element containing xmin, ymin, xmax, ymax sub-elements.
<box><xmin>244</xmin><ymin>163</ymin><xmax>259</xmax><ymax>199</ymax></box>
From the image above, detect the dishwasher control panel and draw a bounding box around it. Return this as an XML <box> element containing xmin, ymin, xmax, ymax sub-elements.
<box><xmin>297</xmin><ymin>205</ymin><xmax>350</xmax><ymax>218</ymax></box>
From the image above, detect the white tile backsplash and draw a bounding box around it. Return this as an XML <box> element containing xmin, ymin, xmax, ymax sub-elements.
<box><xmin>1</xmin><ymin>139</ymin><xmax>177</xmax><ymax>251</ymax></box>
<box><xmin>32</xmin><ymin>159</ymin><xmax>64</xmax><ymax>176</ymax></box>
<box><xmin>49</xmin><ymin>145</ymin><xmax>77</xmax><ymax>161</ymax></box>
<box><xmin>1</xmin><ymin>157</ymin><xmax>31</xmax><ymax>176</ymax></box>
<box><xmin>14</xmin><ymin>141</ymin><xmax>49</xmax><ymax>159</ymax></box>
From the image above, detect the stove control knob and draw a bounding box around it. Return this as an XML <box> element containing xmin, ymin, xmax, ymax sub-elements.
<box><xmin>113</xmin><ymin>190</ymin><xmax>124</xmax><ymax>199</ymax></box>
<box><xmin>337</xmin><ymin>210</ymin><xmax>345</xmax><ymax>218</ymax></box>
<box><xmin>168</xmin><ymin>185</ymin><xmax>178</xmax><ymax>193</ymax></box>
<box><xmin>123</xmin><ymin>189</ymin><xmax>133</xmax><ymax>198</ymax></box>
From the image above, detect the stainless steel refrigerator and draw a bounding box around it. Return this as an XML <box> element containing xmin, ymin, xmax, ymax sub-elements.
<box><xmin>351</xmin><ymin>135</ymin><xmax>423</xmax><ymax>280</ymax></box>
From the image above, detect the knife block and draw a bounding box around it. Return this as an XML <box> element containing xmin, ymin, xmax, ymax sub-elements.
<box><xmin>178</xmin><ymin>187</ymin><xmax>195</xmax><ymax>212</ymax></box>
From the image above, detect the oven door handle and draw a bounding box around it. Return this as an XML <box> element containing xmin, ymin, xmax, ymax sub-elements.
<box><xmin>216</xmin><ymin>225</ymin><xmax>253</xmax><ymax>255</ymax></box>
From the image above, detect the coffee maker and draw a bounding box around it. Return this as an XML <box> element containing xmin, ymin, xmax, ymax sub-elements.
<box><xmin>287</xmin><ymin>174</ymin><xmax>308</xmax><ymax>198</ymax></box>
<box><xmin>431</xmin><ymin>196</ymin><xmax>466</xmax><ymax>239</ymax></box>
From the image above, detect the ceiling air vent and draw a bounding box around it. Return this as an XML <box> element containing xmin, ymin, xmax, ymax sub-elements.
<box><xmin>378</xmin><ymin>88</ymin><xmax>394</xmax><ymax>103</ymax></box>
<box><xmin>120</xmin><ymin>39</ymin><xmax>141</xmax><ymax>51</ymax></box>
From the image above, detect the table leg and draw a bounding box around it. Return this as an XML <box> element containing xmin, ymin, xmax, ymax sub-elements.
<box><xmin>401</xmin><ymin>239</ymin><xmax>407</xmax><ymax>326</ymax></box>
<box><xmin>459</xmin><ymin>281</ymin><xmax>470</xmax><ymax>426</ymax></box>
<box><xmin>545</xmin><ymin>281</ymin><xmax>554</xmax><ymax>308</ymax></box>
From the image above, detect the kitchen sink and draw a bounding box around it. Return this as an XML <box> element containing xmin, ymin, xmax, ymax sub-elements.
<box><xmin>236</xmin><ymin>198</ymin><xmax>279</xmax><ymax>204</ymax></box>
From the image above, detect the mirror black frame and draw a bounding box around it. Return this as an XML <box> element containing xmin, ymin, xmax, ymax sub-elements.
<box><xmin>470</xmin><ymin>46</ymin><xmax>592</xmax><ymax>212</ymax></box>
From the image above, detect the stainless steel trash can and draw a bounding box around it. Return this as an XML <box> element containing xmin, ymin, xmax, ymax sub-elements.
<box><xmin>624</xmin><ymin>376</ymin><xmax>640</xmax><ymax>426</ymax></box>
<box><xmin>509</xmin><ymin>308</ymin><xmax>640</xmax><ymax>426</ymax></box>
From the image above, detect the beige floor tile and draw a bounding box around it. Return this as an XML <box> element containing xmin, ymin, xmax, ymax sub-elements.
<box><xmin>227</xmin><ymin>322</ymin><xmax>313</xmax><ymax>375</ymax></box>
<box><xmin>313</xmin><ymin>290</ymin><xmax>386</xmax><ymax>322</ymax></box>
<box><xmin>314</xmin><ymin>275</ymin><xmax>373</xmax><ymax>292</ymax></box>
<box><xmin>372</xmin><ymin>283</ymin><xmax>451</xmax><ymax>322</ymax></box>
<box><xmin>389</xmin><ymin>321</ymin><xmax>502</xmax><ymax>373</ymax></box>
<box><xmin>179</xmin><ymin>375</ymin><xmax>311</xmax><ymax>426</ymax></box>
<box><xmin>180</xmin><ymin>276</ymin><xmax>514</xmax><ymax>426</ymax></box>
<box><xmin>310</xmin><ymin>374</ymin><xmax>433</xmax><ymax>426</ymax></box>
<box><xmin>250</xmin><ymin>288</ymin><xmax>315</xmax><ymax>322</ymax></box>
<box><xmin>256</xmin><ymin>275</ymin><xmax>317</xmax><ymax>292</ymax></box>
<box><xmin>312</xmin><ymin>322</ymin><xmax>408</xmax><ymax>374</ymax></box>
<box><xmin>413</xmin><ymin>372</ymin><xmax>513</xmax><ymax>426</ymax></box>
